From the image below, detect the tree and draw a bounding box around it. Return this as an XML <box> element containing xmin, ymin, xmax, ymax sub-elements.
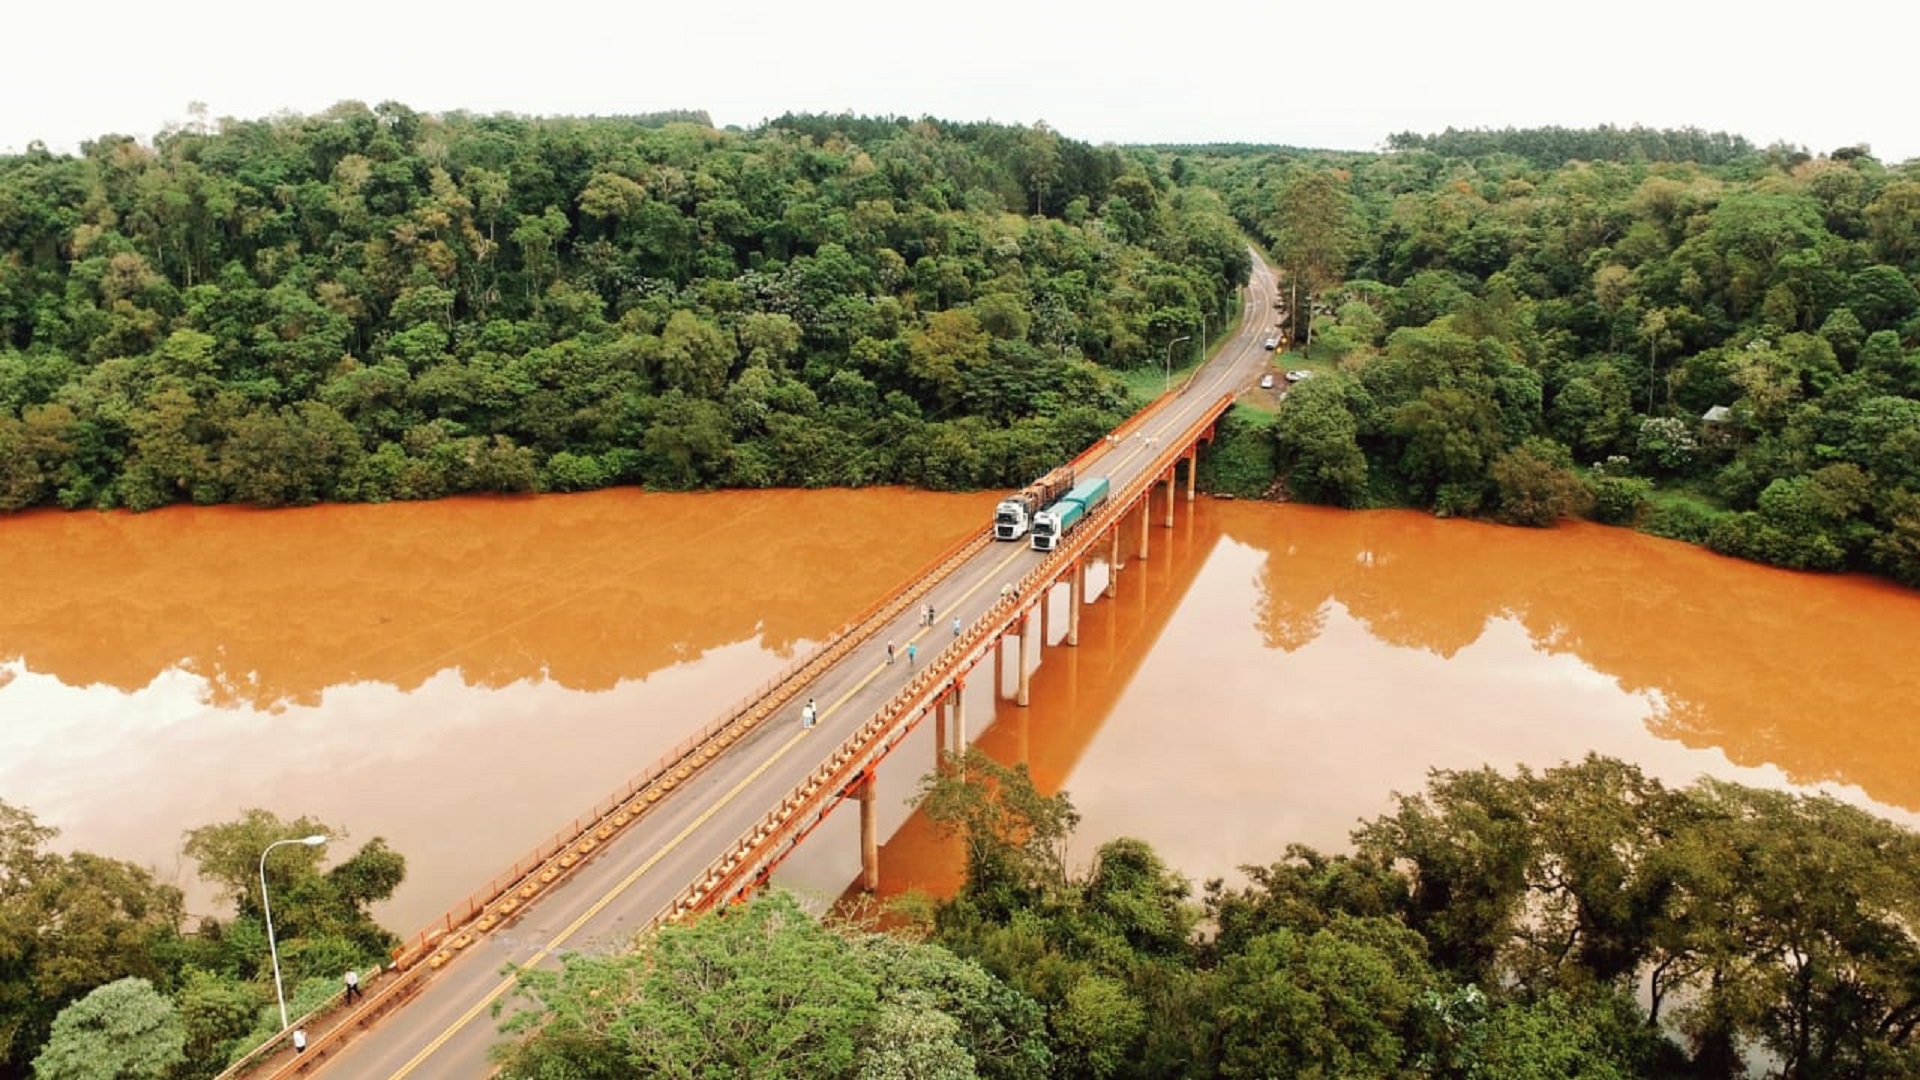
<box><xmin>847</xmin><ymin>935</ymin><xmax>1051</xmax><ymax>1080</ymax></box>
<box><xmin>1488</xmin><ymin>438</ymin><xmax>1590</xmax><ymax>526</ymax></box>
<box><xmin>1211</xmin><ymin>918</ymin><xmax>1432</xmax><ymax>1080</ymax></box>
<box><xmin>1048</xmin><ymin>975</ymin><xmax>1143</xmax><ymax>1080</ymax></box>
<box><xmin>1660</xmin><ymin>782</ymin><xmax>1920</xmax><ymax>1080</ymax></box>
<box><xmin>1352</xmin><ymin>766</ymin><xmax>1535</xmax><ymax>984</ymax></box>
<box><xmin>914</xmin><ymin>749</ymin><xmax>1080</xmax><ymax>914</ymax></box>
<box><xmin>30</xmin><ymin>978</ymin><xmax>183</xmax><ymax>1080</ymax></box>
<box><xmin>1389</xmin><ymin>386</ymin><xmax>1505</xmax><ymax>512</ymax></box>
<box><xmin>180</xmin><ymin>810</ymin><xmax>402</xmax><ymax>984</ymax></box>
<box><xmin>1275</xmin><ymin>379</ymin><xmax>1369</xmax><ymax>505</ymax></box>
<box><xmin>497</xmin><ymin>892</ymin><xmax>881</xmax><ymax>1079</ymax></box>
<box><xmin>1269</xmin><ymin>167</ymin><xmax>1354</xmax><ymax>348</ymax></box>
<box><xmin>0</xmin><ymin>803</ymin><xmax>184</xmax><ymax>1078</ymax></box>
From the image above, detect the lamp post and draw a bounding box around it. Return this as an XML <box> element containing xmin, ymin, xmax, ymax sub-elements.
<box><xmin>259</xmin><ymin>834</ymin><xmax>328</xmax><ymax>1031</ymax></box>
<box><xmin>1164</xmin><ymin>335</ymin><xmax>1190</xmax><ymax>394</ymax></box>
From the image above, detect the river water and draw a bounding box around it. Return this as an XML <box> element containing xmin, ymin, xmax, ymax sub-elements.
<box><xmin>3</xmin><ymin>490</ymin><xmax>1917</xmax><ymax>929</ymax></box>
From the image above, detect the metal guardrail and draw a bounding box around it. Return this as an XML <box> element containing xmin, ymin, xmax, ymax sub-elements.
<box><xmin>661</xmin><ymin>394</ymin><xmax>1235</xmax><ymax>919</ymax></box>
<box><xmin>220</xmin><ymin>402</ymin><xmax>1229</xmax><ymax>1078</ymax></box>
<box><xmin>385</xmin><ymin>525</ymin><xmax>993</xmax><ymax>971</ymax></box>
<box><xmin>218</xmin><ymin>525</ymin><xmax>995</xmax><ymax>1079</ymax></box>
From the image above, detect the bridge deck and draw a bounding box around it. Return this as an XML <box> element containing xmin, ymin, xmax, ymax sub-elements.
<box><xmin>266</xmin><ymin>258</ymin><xmax>1285</xmax><ymax>1080</ymax></box>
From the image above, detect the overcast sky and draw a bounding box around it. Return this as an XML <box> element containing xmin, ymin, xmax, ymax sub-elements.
<box><xmin>6</xmin><ymin>0</ymin><xmax>1914</xmax><ymax>164</ymax></box>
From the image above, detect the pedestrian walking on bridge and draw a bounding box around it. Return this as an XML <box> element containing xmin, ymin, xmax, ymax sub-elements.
<box><xmin>344</xmin><ymin>969</ymin><xmax>362</xmax><ymax>1003</ymax></box>
<box><xmin>951</xmin><ymin>615</ymin><xmax>962</xmax><ymax>637</ymax></box>
<box><xmin>886</xmin><ymin>640</ymin><xmax>895</xmax><ymax>664</ymax></box>
<box><xmin>907</xmin><ymin>642</ymin><xmax>917</xmax><ymax>667</ymax></box>
<box><xmin>801</xmin><ymin>698</ymin><xmax>817</xmax><ymax>729</ymax></box>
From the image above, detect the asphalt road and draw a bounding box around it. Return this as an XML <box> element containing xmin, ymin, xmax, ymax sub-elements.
<box><xmin>311</xmin><ymin>255</ymin><xmax>1284</xmax><ymax>1079</ymax></box>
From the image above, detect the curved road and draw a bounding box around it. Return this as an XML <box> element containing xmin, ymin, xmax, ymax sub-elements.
<box><xmin>312</xmin><ymin>255</ymin><xmax>1285</xmax><ymax>1079</ymax></box>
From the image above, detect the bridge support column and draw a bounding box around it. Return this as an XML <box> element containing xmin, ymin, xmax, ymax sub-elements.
<box><xmin>1107</xmin><ymin>529</ymin><xmax>1121</xmax><ymax>598</ymax></box>
<box><xmin>1186</xmin><ymin>447</ymin><xmax>1198</xmax><ymax>503</ymax></box>
<box><xmin>1040</xmin><ymin>582</ymin><xmax>1050</xmax><ymax>644</ymax></box>
<box><xmin>1139</xmin><ymin>494</ymin><xmax>1151</xmax><ymax>560</ymax></box>
<box><xmin>998</xmin><ymin>630</ymin><xmax>1013</xmax><ymax>699</ymax></box>
<box><xmin>856</xmin><ymin>771</ymin><xmax>879</xmax><ymax>893</ymax></box>
<box><xmin>1069</xmin><ymin>562</ymin><xmax>1084</xmax><ymax>646</ymax></box>
<box><xmin>934</xmin><ymin>704</ymin><xmax>947</xmax><ymax>767</ymax></box>
<box><xmin>952</xmin><ymin>680</ymin><xmax>967</xmax><ymax>750</ymax></box>
<box><xmin>1164</xmin><ymin>468</ymin><xmax>1176</xmax><ymax>528</ymax></box>
<box><xmin>1016</xmin><ymin>607</ymin><xmax>1032</xmax><ymax>707</ymax></box>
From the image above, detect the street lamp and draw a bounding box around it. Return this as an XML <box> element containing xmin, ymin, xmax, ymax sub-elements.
<box><xmin>1164</xmin><ymin>335</ymin><xmax>1190</xmax><ymax>394</ymax></box>
<box><xmin>259</xmin><ymin>834</ymin><xmax>328</xmax><ymax>1031</ymax></box>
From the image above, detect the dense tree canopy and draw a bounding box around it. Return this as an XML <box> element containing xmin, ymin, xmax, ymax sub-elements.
<box><xmin>0</xmin><ymin>107</ymin><xmax>1243</xmax><ymax>511</ymax></box>
<box><xmin>1184</xmin><ymin>129</ymin><xmax>1920</xmax><ymax>585</ymax></box>
<box><xmin>0</xmin><ymin>802</ymin><xmax>402</xmax><ymax>1080</ymax></box>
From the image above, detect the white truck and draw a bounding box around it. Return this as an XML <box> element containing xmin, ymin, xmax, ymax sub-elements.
<box><xmin>994</xmin><ymin>464</ymin><xmax>1077</xmax><ymax>540</ymax></box>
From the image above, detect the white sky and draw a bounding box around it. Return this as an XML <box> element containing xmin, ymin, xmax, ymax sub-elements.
<box><xmin>5</xmin><ymin>0</ymin><xmax>1915</xmax><ymax>164</ymax></box>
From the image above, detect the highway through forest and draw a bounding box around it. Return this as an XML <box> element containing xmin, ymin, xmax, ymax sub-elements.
<box><xmin>311</xmin><ymin>255</ymin><xmax>1285</xmax><ymax>1078</ymax></box>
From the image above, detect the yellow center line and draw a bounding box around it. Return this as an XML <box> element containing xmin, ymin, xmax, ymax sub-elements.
<box><xmin>386</xmin><ymin>723</ymin><xmax>816</xmax><ymax>1079</ymax></box>
<box><xmin>388</xmin><ymin>384</ymin><xmax>1237</xmax><ymax>1076</ymax></box>
<box><xmin>393</xmin><ymin>546</ymin><xmax>1033</xmax><ymax>1077</ymax></box>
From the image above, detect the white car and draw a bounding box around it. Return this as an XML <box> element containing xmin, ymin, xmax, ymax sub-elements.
<box><xmin>1263</xmin><ymin>337</ymin><xmax>1279</xmax><ymax>350</ymax></box>
<box><xmin>1259</xmin><ymin>373</ymin><xmax>1275</xmax><ymax>389</ymax></box>
<box><xmin>1285</xmin><ymin>369</ymin><xmax>1313</xmax><ymax>383</ymax></box>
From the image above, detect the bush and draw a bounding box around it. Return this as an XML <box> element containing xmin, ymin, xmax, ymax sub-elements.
<box><xmin>1641</xmin><ymin>498</ymin><xmax>1723</xmax><ymax>544</ymax></box>
<box><xmin>1587</xmin><ymin>475</ymin><xmax>1653</xmax><ymax>526</ymax></box>
<box><xmin>1198</xmin><ymin>410</ymin><xmax>1277</xmax><ymax>497</ymax></box>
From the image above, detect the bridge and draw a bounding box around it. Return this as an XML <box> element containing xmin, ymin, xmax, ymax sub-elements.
<box><xmin>236</xmin><ymin>259</ymin><xmax>1285</xmax><ymax>1079</ymax></box>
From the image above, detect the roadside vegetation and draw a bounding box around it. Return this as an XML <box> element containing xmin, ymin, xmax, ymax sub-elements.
<box><xmin>0</xmin><ymin>804</ymin><xmax>402</xmax><ymax>1080</ymax></box>
<box><xmin>494</xmin><ymin>750</ymin><xmax>1920</xmax><ymax>1079</ymax></box>
<box><xmin>0</xmin><ymin>107</ymin><xmax>1242</xmax><ymax>510</ymax></box>
<box><xmin>1186</xmin><ymin>129</ymin><xmax>1920</xmax><ymax>585</ymax></box>
<box><xmin>5</xmin><ymin>109</ymin><xmax>1919</xmax><ymax>587</ymax></box>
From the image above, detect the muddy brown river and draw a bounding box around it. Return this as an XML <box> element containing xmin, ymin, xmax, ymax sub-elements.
<box><xmin>3</xmin><ymin>491</ymin><xmax>1915</xmax><ymax>928</ymax></box>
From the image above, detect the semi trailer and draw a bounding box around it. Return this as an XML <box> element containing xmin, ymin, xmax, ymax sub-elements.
<box><xmin>1029</xmin><ymin>476</ymin><xmax>1110</xmax><ymax>551</ymax></box>
<box><xmin>993</xmin><ymin>464</ymin><xmax>1077</xmax><ymax>540</ymax></box>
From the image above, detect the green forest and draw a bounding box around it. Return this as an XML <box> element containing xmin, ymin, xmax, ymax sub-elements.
<box><xmin>1198</xmin><ymin>129</ymin><xmax>1920</xmax><ymax>585</ymax></box>
<box><xmin>0</xmin><ymin>804</ymin><xmax>402</xmax><ymax>1080</ymax></box>
<box><xmin>0</xmin><ymin>106</ymin><xmax>1242</xmax><ymax>509</ymax></box>
<box><xmin>17</xmin><ymin>757</ymin><xmax>1908</xmax><ymax>1079</ymax></box>
<box><xmin>495</xmin><ymin>752</ymin><xmax>1920</xmax><ymax>1080</ymax></box>
<box><xmin>5</xmin><ymin>107</ymin><xmax>1920</xmax><ymax>585</ymax></box>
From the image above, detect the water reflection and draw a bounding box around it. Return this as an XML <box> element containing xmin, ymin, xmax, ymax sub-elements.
<box><xmin>0</xmin><ymin>488</ymin><xmax>996</xmax><ymax>927</ymax></box>
<box><xmin>859</xmin><ymin>499</ymin><xmax>1920</xmax><ymax>904</ymax></box>
<box><xmin>7</xmin><ymin>489</ymin><xmax>1918</xmax><ymax>932</ymax></box>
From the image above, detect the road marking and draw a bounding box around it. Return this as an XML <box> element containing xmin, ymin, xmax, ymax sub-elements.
<box><xmin>385</xmin><ymin>723</ymin><xmax>815</xmax><ymax>1079</ymax></box>
<box><xmin>384</xmin><ymin>357</ymin><xmax>1246</xmax><ymax>1077</ymax></box>
<box><xmin>391</xmin><ymin>544</ymin><xmax>1033</xmax><ymax>1077</ymax></box>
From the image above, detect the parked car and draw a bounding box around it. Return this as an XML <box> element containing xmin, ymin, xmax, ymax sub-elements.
<box><xmin>1285</xmin><ymin>369</ymin><xmax>1313</xmax><ymax>383</ymax></box>
<box><xmin>1259</xmin><ymin>373</ymin><xmax>1275</xmax><ymax>389</ymax></box>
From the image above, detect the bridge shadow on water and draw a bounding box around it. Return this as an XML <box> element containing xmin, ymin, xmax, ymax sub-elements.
<box><xmin>801</xmin><ymin>489</ymin><xmax>1223</xmax><ymax>913</ymax></box>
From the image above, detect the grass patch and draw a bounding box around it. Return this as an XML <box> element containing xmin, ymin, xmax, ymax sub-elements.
<box><xmin>1638</xmin><ymin>485</ymin><xmax>1729</xmax><ymax>544</ymax></box>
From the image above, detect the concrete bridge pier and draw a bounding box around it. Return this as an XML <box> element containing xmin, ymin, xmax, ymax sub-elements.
<box><xmin>1069</xmin><ymin>562</ymin><xmax>1084</xmax><ymax>646</ymax></box>
<box><xmin>855</xmin><ymin>769</ymin><xmax>879</xmax><ymax>892</ymax></box>
<box><xmin>1164</xmin><ymin>467</ymin><xmax>1177</xmax><ymax>528</ymax></box>
<box><xmin>998</xmin><ymin>622</ymin><xmax>1013</xmax><ymax>699</ymax></box>
<box><xmin>1138</xmin><ymin>491</ymin><xmax>1151</xmax><ymax>560</ymax></box>
<box><xmin>1107</xmin><ymin>528</ymin><xmax>1121</xmax><ymax>598</ymax></box>
<box><xmin>951</xmin><ymin>678</ymin><xmax>967</xmax><ymax>751</ymax></box>
<box><xmin>1016</xmin><ymin>604</ymin><xmax>1033</xmax><ymax>707</ymax></box>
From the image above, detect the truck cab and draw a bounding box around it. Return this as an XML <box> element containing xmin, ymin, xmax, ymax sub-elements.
<box><xmin>994</xmin><ymin>501</ymin><xmax>1032</xmax><ymax>540</ymax></box>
